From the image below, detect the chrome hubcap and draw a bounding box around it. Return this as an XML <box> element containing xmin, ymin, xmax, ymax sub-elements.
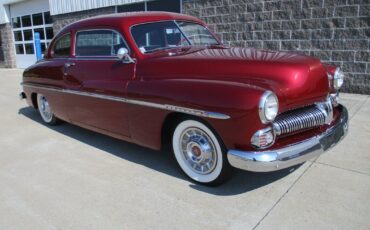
<box><xmin>40</xmin><ymin>96</ymin><xmax>52</xmax><ymax>121</ymax></box>
<box><xmin>179</xmin><ymin>128</ymin><xmax>217</xmax><ymax>174</ymax></box>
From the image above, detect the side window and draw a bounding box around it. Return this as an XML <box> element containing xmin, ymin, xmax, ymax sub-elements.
<box><xmin>75</xmin><ymin>30</ymin><xmax>127</xmax><ymax>57</ymax></box>
<box><xmin>53</xmin><ymin>33</ymin><xmax>71</xmax><ymax>57</ymax></box>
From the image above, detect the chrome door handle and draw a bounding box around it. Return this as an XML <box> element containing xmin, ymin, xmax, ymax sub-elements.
<box><xmin>64</xmin><ymin>62</ymin><xmax>75</xmax><ymax>76</ymax></box>
<box><xmin>64</xmin><ymin>62</ymin><xmax>75</xmax><ymax>68</ymax></box>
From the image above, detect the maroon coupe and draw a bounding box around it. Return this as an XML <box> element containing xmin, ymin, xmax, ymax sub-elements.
<box><xmin>20</xmin><ymin>12</ymin><xmax>348</xmax><ymax>185</ymax></box>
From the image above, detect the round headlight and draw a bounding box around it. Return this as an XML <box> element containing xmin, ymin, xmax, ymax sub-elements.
<box><xmin>259</xmin><ymin>91</ymin><xmax>279</xmax><ymax>124</ymax></box>
<box><xmin>333</xmin><ymin>68</ymin><xmax>344</xmax><ymax>90</ymax></box>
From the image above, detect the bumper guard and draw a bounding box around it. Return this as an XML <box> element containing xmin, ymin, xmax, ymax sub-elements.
<box><xmin>227</xmin><ymin>105</ymin><xmax>348</xmax><ymax>172</ymax></box>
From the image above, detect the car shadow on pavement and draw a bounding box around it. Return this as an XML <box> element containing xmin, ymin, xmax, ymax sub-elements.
<box><xmin>18</xmin><ymin>106</ymin><xmax>301</xmax><ymax>196</ymax></box>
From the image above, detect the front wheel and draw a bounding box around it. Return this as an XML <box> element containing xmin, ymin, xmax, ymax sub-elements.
<box><xmin>172</xmin><ymin>119</ymin><xmax>231</xmax><ymax>185</ymax></box>
<box><xmin>37</xmin><ymin>94</ymin><xmax>60</xmax><ymax>125</ymax></box>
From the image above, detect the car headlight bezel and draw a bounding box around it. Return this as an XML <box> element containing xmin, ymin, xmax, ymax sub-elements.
<box><xmin>259</xmin><ymin>91</ymin><xmax>279</xmax><ymax>124</ymax></box>
<box><xmin>333</xmin><ymin>68</ymin><xmax>344</xmax><ymax>90</ymax></box>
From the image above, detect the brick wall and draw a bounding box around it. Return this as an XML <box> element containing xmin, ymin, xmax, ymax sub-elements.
<box><xmin>0</xmin><ymin>23</ymin><xmax>16</xmax><ymax>68</ymax></box>
<box><xmin>182</xmin><ymin>0</ymin><xmax>369</xmax><ymax>94</ymax></box>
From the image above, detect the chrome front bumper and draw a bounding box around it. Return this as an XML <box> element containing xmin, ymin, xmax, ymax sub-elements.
<box><xmin>227</xmin><ymin>105</ymin><xmax>348</xmax><ymax>172</ymax></box>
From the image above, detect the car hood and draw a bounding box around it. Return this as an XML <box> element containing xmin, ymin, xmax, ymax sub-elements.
<box><xmin>138</xmin><ymin>47</ymin><xmax>330</xmax><ymax>111</ymax></box>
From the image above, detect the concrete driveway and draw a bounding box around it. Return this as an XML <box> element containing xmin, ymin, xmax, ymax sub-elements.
<box><xmin>0</xmin><ymin>68</ymin><xmax>369</xmax><ymax>230</ymax></box>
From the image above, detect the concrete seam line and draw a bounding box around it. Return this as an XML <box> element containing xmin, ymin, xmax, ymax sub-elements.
<box><xmin>312</xmin><ymin>97</ymin><xmax>368</xmax><ymax>172</ymax></box>
<box><xmin>313</xmin><ymin>161</ymin><xmax>370</xmax><ymax>177</ymax></box>
<box><xmin>349</xmin><ymin>96</ymin><xmax>368</xmax><ymax>120</ymax></box>
<box><xmin>251</xmin><ymin>161</ymin><xmax>315</xmax><ymax>230</ymax></box>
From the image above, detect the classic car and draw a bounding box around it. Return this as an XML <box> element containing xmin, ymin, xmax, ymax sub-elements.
<box><xmin>20</xmin><ymin>12</ymin><xmax>348</xmax><ymax>185</ymax></box>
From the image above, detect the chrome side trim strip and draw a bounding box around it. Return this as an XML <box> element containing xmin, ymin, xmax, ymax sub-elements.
<box><xmin>22</xmin><ymin>83</ymin><xmax>230</xmax><ymax>120</ymax></box>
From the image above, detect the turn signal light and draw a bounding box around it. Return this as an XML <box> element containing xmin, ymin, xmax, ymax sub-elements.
<box><xmin>251</xmin><ymin>127</ymin><xmax>275</xmax><ymax>149</ymax></box>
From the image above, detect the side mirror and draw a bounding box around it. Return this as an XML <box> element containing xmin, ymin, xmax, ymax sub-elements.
<box><xmin>117</xmin><ymin>47</ymin><xmax>135</xmax><ymax>63</ymax></box>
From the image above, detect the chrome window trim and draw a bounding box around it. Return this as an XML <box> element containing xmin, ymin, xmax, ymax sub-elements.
<box><xmin>21</xmin><ymin>83</ymin><xmax>230</xmax><ymax>120</ymax></box>
<box><xmin>72</xmin><ymin>57</ymin><xmax>123</xmax><ymax>61</ymax></box>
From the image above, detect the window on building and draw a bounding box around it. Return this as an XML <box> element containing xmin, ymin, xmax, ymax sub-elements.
<box><xmin>14</xmin><ymin>31</ymin><xmax>23</xmax><ymax>41</ymax></box>
<box><xmin>117</xmin><ymin>2</ymin><xmax>145</xmax><ymax>12</ymax></box>
<box><xmin>15</xmin><ymin>44</ymin><xmax>24</xmax><ymax>54</ymax></box>
<box><xmin>45</xmin><ymin>27</ymin><xmax>54</xmax><ymax>39</ymax></box>
<box><xmin>12</xmin><ymin>17</ymin><xmax>21</xmax><ymax>28</ymax></box>
<box><xmin>53</xmin><ymin>33</ymin><xmax>71</xmax><ymax>57</ymax></box>
<box><xmin>21</xmin><ymin>15</ymin><xmax>32</xmax><ymax>27</ymax></box>
<box><xmin>117</xmin><ymin>0</ymin><xmax>181</xmax><ymax>13</ymax></box>
<box><xmin>44</xmin><ymin>12</ymin><xmax>52</xmax><ymax>24</ymax></box>
<box><xmin>147</xmin><ymin>0</ymin><xmax>180</xmax><ymax>12</ymax></box>
<box><xmin>41</xmin><ymin>43</ymin><xmax>47</xmax><ymax>53</ymax></box>
<box><xmin>34</xmin><ymin>28</ymin><xmax>45</xmax><ymax>40</ymax></box>
<box><xmin>25</xmin><ymin>44</ymin><xmax>34</xmax><ymax>54</ymax></box>
<box><xmin>23</xmin><ymin>30</ymin><xmax>33</xmax><ymax>41</ymax></box>
<box><xmin>32</xmin><ymin>13</ymin><xmax>43</xmax><ymax>26</ymax></box>
<box><xmin>75</xmin><ymin>30</ymin><xmax>127</xmax><ymax>57</ymax></box>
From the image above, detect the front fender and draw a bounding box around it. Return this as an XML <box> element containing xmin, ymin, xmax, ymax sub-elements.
<box><xmin>126</xmin><ymin>78</ymin><xmax>266</xmax><ymax>151</ymax></box>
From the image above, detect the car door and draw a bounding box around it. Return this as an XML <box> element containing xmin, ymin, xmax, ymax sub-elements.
<box><xmin>63</xmin><ymin>29</ymin><xmax>134</xmax><ymax>137</ymax></box>
<box><xmin>35</xmin><ymin>32</ymin><xmax>72</xmax><ymax>122</ymax></box>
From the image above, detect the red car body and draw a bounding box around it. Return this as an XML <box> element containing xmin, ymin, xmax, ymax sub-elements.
<box><xmin>21</xmin><ymin>12</ymin><xmax>348</xmax><ymax>180</ymax></box>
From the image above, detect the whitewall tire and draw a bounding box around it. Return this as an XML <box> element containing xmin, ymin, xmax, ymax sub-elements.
<box><xmin>172</xmin><ymin>119</ymin><xmax>231</xmax><ymax>185</ymax></box>
<box><xmin>37</xmin><ymin>94</ymin><xmax>60</xmax><ymax>125</ymax></box>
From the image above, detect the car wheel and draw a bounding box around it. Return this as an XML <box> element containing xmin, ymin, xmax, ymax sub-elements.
<box><xmin>172</xmin><ymin>119</ymin><xmax>231</xmax><ymax>185</ymax></box>
<box><xmin>37</xmin><ymin>94</ymin><xmax>60</xmax><ymax>125</ymax></box>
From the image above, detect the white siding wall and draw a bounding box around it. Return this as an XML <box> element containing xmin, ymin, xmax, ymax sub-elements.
<box><xmin>0</xmin><ymin>5</ymin><xmax>8</xmax><ymax>24</ymax></box>
<box><xmin>1</xmin><ymin>0</ymin><xmax>150</xmax><ymax>24</ymax></box>
<box><xmin>10</xmin><ymin>0</ymin><xmax>49</xmax><ymax>17</ymax></box>
<box><xmin>0</xmin><ymin>0</ymin><xmax>25</xmax><ymax>24</ymax></box>
<box><xmin>49</xmin><ymin>0</ymin><xmax>146</xmax><ymax>15</ymax></box>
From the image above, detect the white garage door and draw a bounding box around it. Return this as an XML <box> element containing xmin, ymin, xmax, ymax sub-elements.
<box><xmin>10</xmin><ymin>0</ymin><xmax>53</xmax><ymax>68</ymax></box>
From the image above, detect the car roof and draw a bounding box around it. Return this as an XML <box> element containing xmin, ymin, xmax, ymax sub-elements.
<box><xmin>58</xmin><ymin>11</ymin><xmax>203</xmax><ymax>34</ymax></box>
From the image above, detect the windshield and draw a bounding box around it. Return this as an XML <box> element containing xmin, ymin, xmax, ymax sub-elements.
<box><xmin>131</xmin><ymin>21</ymin><xmax>220</xmax><ymax>54</ymax></box>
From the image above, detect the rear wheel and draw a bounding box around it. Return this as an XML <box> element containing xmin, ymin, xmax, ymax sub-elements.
<box><xmin>37</xmin><ymin>94</ymin><xmax>60</xmax><ymax>125</ymax></box>
<box><xmin>172</xmin><ymin>119</ymin><xmax>231</xmax><ymax>185</ymax></box>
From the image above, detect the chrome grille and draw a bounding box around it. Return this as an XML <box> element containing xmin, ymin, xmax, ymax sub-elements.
<box><xmin>273</xmin><ymin>105</ymin><xmax>327</xmax><ymax>136</ymax></box>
